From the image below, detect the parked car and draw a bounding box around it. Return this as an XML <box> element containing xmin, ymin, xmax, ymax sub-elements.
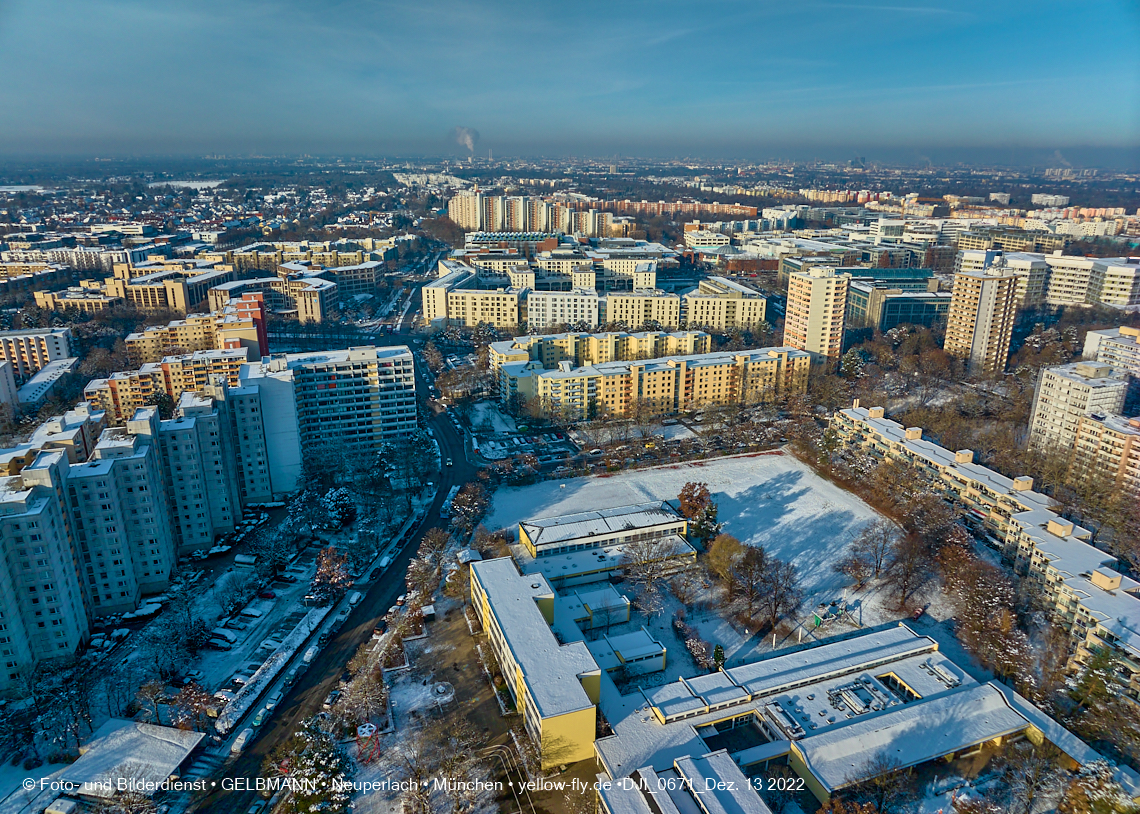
<box><xmin>370</xmin><ymin>567</ymin><xmax>383</xmax><ymax>580</ymax></box>
<box><xmin>205</xmin><ymin>638</ymin><xmax>232</xmax><ymax>651</ymax></box>
<box><xmin>264</xmin><ymin>691</ymin><xmax>282</xmax><ymax>710</ymax></box>
<box><xmin>275</xmin><ymin>574</ymin><xmax>298</xmax><ymax>584</ymax></box>
<box><xmin>396</xmin><ymin>594</ymin><xmax>407</xmax><ymax>606</ymax></box>
<box><xmin>251</xmin><ymin>708</ymin><xmax>268</xmax><ymax>727</ymax></box>
<box><xmin>322</xmin><ymin>690</ymin><xmax>341</xmax><ymax>709</ymax></box>
<box><xmin>181</xmin><ymin>670</ymin><xmax>204</xmax><ymax>685</ymax></box>
<box><xmin>231</xmin><ymin>728</ymin><xmax>254</xmax><ymax>754</ymax></box>
<box><xmin>257</xmin><ymin>590</ymin><xmax>276</xmax><ymax>600</ymax></box>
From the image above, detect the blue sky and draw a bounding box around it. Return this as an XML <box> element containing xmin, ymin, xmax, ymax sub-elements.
<box><xmin>0</xmin><ymin>0</ymin><xmax>1137</xmax><ymax>161</ymax></box>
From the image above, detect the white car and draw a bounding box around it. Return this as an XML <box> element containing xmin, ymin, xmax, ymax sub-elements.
<box><xmin>264</xmin><ymin>691</ymin><xmax>283</xmax><ymax>709</ymax></box>
<box><xmin>231</xmin><ymin>728</ymin><xmax>253</xmax><ymax>754</ymax></box>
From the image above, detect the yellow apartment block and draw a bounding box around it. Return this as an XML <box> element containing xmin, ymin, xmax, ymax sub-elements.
<box><xmin>499</xmin><ymin>346</ymin><xmax>809</xmax><ymax>421</ymax></box>
<box><xmin>1071</xmin><ymin>413</ymin><xmax>1140</xmax><ymax>496</ymax></box>
<box><xmin>84</xmin><ymin>348</ymin><xmax>250</xmax><ymax>424</ymax></box>
<box><xmin>832</xmin><ymin>403</ymin><xmax>1140</xmax><ymax>707</ymax></box>
<box><xmin>784</xmin><ymin>268</ymin><xmax>849</xmax><ymax>363</ymax></box>
<box><xmin>681</xmin><ymin>276</ymin><xmax>767</xmax><ymax>331</ymax></box>
<box><xmin>943</xmin><ymin>268</ymin><xmax>1019</xmax><ymax>374</ymax></box>
<box><xmin>446</xmin><ymin>287</ymin><xmax>523</xmax><ymax>329</ymax></box>
<box><xmin>489</xmin><ymin>330</ymin><xmax>711</xmax><ymax>378</ymax></box>
<box><xmin>601</xmin><ymin>289</ymin><xmax>681</xmax><ymax>330</ymax></box>
<box><xmin>125</xmin><ymin>308</ymin><xmax>264</xmax><ymax>366</ymax></box>
<box><xmin>470</xmin><ymin>558</ymin><xmax>600</xmax><ymax>769</ymax></box>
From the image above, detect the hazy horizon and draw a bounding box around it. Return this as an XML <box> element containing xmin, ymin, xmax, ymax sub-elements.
<box><xmin>1</xmin><ymin>0</ymin><xmax>1138</xmax><ymax>165</ymax></box>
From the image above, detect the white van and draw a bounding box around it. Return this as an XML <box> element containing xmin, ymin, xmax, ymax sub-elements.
<box><xmin>231</xmin><ymin>727</ymin><xmax>254</xmax><ymax>754</ymax></box>
<box><xmin>348</xmin><ymin>592</ymin><xmax>362</xmax><ymax>607</ymax></box>
<box><xmin>303</xmin><ymin>646</ymin><xmax>319</xmax><ymax>664</ymax></box>
<box><xmin>379</xmin><ymin>556</ymin><xmax>392</xmax><ymax>569</ymax></box>
<box><xmin>211</xmin><ymin>627</ymin><xmax>238</xmax><ymax>643</ymax></box>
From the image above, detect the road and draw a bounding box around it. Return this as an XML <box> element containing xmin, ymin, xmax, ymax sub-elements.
<box><xmin>191</xmin><ymin>301</ymin><xmax>479</xmax><ymax>813</ymax></box>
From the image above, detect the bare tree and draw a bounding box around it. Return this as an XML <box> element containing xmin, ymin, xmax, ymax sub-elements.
<box><xmin>621</xmin><ymin>536</ymin><xmax>682</xmax><ymax>595</ymax></box>
<box><xmin>136</xmin><ymin>680</ymin><xmax>165</xmax><ymax>725</ymax></box>
<box><xmin>996</xmin><ymin>743</ymin><xmax>1066</xmax><ymax>814</ymax></box>
<box><xmin>731</xmin><ymin>546</ymin><xmax>768</xmax><ymax>620</ymax></box>
<box><xmin>884</xmin><ymin>534</ymin><xmax>934</xmax><ymax>608</ymax></box>
<box><xmin>758</xmin><ymin>557</ymin><xmax>802</xmax><ymax>632</ymax></box>
<box><xmin>851</xmin><ymin>519</ymin><xmax>897</xmax><ymax>578</ymax></box>
<box><xmin>844</xmin><ymin>752</ymin><xmax>917</xmax><ymax>814</ymax></box>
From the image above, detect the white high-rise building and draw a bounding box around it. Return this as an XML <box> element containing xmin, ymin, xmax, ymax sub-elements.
<box><xmin>68</xmin><ymin>412</ymin><xmax>176</xmax><ymax>615</ymax></box>
<box><xmin>1028</xmin><ymin>362</ymin><xmax>1129</xmax><ymax>454</ymax></box>
<box><xmin>0</xmin><ymin>450</ymin><xmax>90</xmax><ymax>686</ymax></box>
<box><xmin>239</xmin><ymin>346</ymin><xmax>417</xmax><ymax>463</ymax></box>
<box><xmin>954</xmin><ymin>250</ymin><xmax>1049</xmax><ymax>307</ymax></box>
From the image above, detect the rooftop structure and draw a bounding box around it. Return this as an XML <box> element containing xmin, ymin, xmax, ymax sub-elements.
<box><xmin>593</xmin><ymin>624</ymin><xmax>1135</xmax><ymax>806</ymax></box>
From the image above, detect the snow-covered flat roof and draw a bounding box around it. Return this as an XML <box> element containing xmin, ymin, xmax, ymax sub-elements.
<box><xmin>675</xmin><ymin>751</ymin><xmax>773</xmax><ymax>814</ymax></box>
<box><xmin>587</xmin><ymin>629</ymin><xmax>665</xmax><ymax>672</ymax></box>
<box><xmin>795</xmin><ymin>683</ymin><xmax>1026</xmax><ymax>792</ymax></box>
<box><xmin>471</xmin><ymin>558</ymin><xmax>599</xmax><ymax>719</ymax></box>
<box><xmin>522</xmin><ymin>501</ymin><xmax>682</xmax><ymax>548</ymax></box>
<box><xmin>60</xmin><ymin>720</ymin><xmax>203</xmax><ymax>799</ymax></box>
<box><xmin>723</xmin><ymin>625</ymin><xmax>937</xmax><ymax>701</ymax></box>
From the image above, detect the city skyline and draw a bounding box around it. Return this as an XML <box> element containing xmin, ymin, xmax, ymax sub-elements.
<box><xmin>0</xmin><ymin>0</ymin><xmax>1137</xmax><ymax>163</ymax></box>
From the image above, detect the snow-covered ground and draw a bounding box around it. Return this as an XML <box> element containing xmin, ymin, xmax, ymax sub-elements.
<box><xmin>488</xmin><ymin>451</ymin><xmax>882</xmax><ymax>601</ymax></box>
<box><xmin>467</xmin><ymin>402</ymin><xmax>517</xmax><ymax>436</ymax></box>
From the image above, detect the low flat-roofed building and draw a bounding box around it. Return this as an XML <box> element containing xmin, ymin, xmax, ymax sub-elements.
<box><xmin>521</xmin><ymin>501</ymin><xmax>687</xmax><ymax>558</ymax></box>
<box><xmin>593</xmin><ymin>624</ymin><xmax>1132</xmax><ymax>807</ymax></box>
<box><xmin>598</xmin><ymin>749</ymin><xmax>774</xmax><ymax>814</ymax></box>
<box><xmin>58</xmin><ymin>719</ymin><xmax>204</xmax><ymax>803</ymax></box>
<box><xmin>34</xmin><ymin>286</ymin><xmax>124</xmax><ymax>313</ymax></box>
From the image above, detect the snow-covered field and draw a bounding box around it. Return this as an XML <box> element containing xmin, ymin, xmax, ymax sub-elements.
<box><xmin>487</xmin><ymin>451</ymin><xmax>883</xmax><ymax>601</ymax></box>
